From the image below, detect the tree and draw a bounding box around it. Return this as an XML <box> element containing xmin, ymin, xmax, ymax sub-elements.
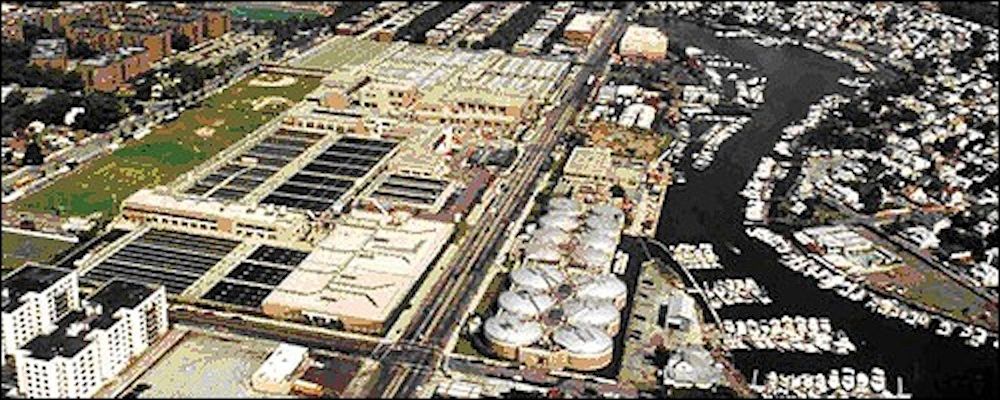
<box><xmin>33</xmin><ymin>91</ymin><xmax>77</xmax><ymax>126</ymax></box>
<box><xmin>388</xmin><ymin>2</ymin><xmax>461</xmax><ymax>43</ymax></box>
<box><xmin>171</xmin><ymin>33</ymin><xmax>191</xmax><ymax>51</ymax></box>
<box><xmin>23</xmin><ymin>141</ymin><xmax>44</xmax><ymax>166</ymax></box>
<box><xmin>68</xmin><ymin>41</ymin><xmax>99</xmax><ymax>59</ymax></box>
<box><xmin>74</xmin><ymin>92</ymin><xmax>126</xmax><ymax>132</ymax></box>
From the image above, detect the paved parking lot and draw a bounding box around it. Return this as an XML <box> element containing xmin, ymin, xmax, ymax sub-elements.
<box><xmin>126</xmin><ymin>331</ymin><xmax>279</xmax><ymax>398</ymax></box>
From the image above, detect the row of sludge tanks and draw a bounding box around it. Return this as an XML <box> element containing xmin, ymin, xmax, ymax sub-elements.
<box><xmin>524</xmin><ymin>197</ymin><xmax>626</xmax><ymax>270</ymax></box>
<box><xmin>483</xmin><ymin>263</ymin><xmax>628</xmax><ymax>371</ymax></box>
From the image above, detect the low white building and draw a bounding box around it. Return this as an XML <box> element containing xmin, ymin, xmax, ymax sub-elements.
<box><xmin>251</xmin><ymin>343</ymin><xmax>309</xmax><ymax>395</ymax></box>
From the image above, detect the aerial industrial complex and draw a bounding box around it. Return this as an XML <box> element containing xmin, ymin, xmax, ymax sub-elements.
<box><xmin>2</xmin><ymin>1</ymin><xmax>998</xmax><ymax>399</ymax></box>
<box><xmin>51</xmin><ymin>34</ymin><xmax>576</xmax><ymax>340</ymax></box>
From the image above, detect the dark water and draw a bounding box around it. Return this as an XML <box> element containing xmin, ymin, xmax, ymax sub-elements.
<box><xmin>654</xmin><ymin>20</ymin><xmax>998</xmax><ymax>398</ymax></box>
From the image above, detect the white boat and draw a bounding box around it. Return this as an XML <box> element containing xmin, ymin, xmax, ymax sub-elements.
<box><xmin>959</xmin><ymin>324</ymin><xmax>974</xmax><ymax>338</ymax></box>
<box><xmin>870</xmin><ymin>368</ymin><xmax>887</xmax><ymax>393</ymax></box>
<box><xmin>841</xmin><ymin>368</ymin><xmax>856</xmax><ymax>392</ymax></box>
<box><xmin>935</xmin><ymin>320</ymin><xmax>954</xmax><ymax>337</ymax></box>
<box><xmin>828</xmin><ymin>370</ymin><xmax>841</xmax><ymax>391</ymax></box>
<box><xmin>856</xmin><ymin>372</ymin><xmax>870</xmax><ymax>393</ymax></box>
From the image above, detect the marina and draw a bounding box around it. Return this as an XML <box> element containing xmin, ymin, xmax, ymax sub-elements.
<box><xmin>657</xmin><ymin>19</ymin><xmax>997</xmax><ymax>398</ymax></box>
<box><xmin>668</xmin><ymin>243</ymin><xmax>724</xmax><ymax>270</ymax></box>
<box><xmin>704</xmin><ymin>277</ymin><xmax>772</xmax><ymax>308</ymax></box>
<box><xmin>720</xmin><ymin>316</ymin><xmax>857</xmax><ymax>355</ymax></box>
<box><xmin>750</xmin><ymin>366</ymin><xmax>912</xmax><ymax>399</ymax></box>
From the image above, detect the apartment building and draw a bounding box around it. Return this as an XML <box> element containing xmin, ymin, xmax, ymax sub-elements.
<box><xmin>29</xmin><ymin>39</ymin><xmax>69</xmax><ymax>71</ymax></box>
<box><xmin>2</xmin><ymin>265</ymin><xmax>80</xmax><ymax>368</ymax></box>
<box><xmin>77</xmin><ymin>47</ymin><xmax>152</xmax><ymax>92</ymax></box>
<box><xmin>562</xmin><ymin>146</ymin><xmax>615</xmax><ymax>190</ymax></box>
<box><xmin>619</xmin><ymin>25</ymin><xmax>669</xmax><ymax>61</ymax></box>
<box><xmin>12</xmin><ymin>280</ymin><xmax>168</xmax><ymax>399</ymax></box>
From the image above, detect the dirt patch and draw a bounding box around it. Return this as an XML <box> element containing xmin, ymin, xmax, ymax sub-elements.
<box><xmin>195</xmin><ymin>127</ymin><xmax>216</xmax><ymax>138</ymax></box>
<box><xmin>249</xmin><ymin>74</ymin><xmax>297</xmax><ymax>88</ymax></box>
<box><xmin>252</xmin><ymin>96</ymin><xmax>293</xmax><ymax>111</ymax></box>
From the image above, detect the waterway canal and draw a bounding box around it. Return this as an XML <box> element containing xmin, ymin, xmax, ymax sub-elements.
<box><xmin>654</xmin><ymin>19</ymin><xmax>998</xmax><ymax>398</ymax></box>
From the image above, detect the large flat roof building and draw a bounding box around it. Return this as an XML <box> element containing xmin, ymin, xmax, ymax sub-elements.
<box><xmin>619</xmin><ymin>25</ymin><xmax>669</xmax><ymax>61</ymax></box>
<box><xmin>562</xmin><ymin>146</ymin><xmax>615</xmax><ymax>190</ymax></box>
<box><xmin>121</xmin><ymin>188</ymin><xmax>314</xmax><ymax>245</ymax></box>
<box><xmin>261</xmin><ymin>209</ymin><xmax>454</xmax><ymax>334</ymax></box>
<box><xmin>299</xmin><ymin>36</ymin><xmax>571</xmax><ymax>134</ymax></box>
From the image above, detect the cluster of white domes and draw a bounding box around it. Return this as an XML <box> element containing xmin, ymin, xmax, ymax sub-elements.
<box><xmin>525</xmin><ymin>198</ymin><xmax>625</xmax><ymax>271</ymax></box>
<box><xmin>483</xmin><ymin>199</ymin><xmax>629</xmax><ymax>371</ymax></box>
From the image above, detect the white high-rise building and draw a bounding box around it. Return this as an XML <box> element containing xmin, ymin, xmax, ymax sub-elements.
<box><xmin>2</xmin><ymin>265</ymin><xmax>80</xmax><ymax>367</ymax></box>
<box><xmin>11</xmin><ymin>279</ymin><xmax>168</xmax><ymax>398</ymax></box>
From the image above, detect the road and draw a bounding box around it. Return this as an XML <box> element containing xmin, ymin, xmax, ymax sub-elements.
<box><xmin>170</xmin><ymin>308</ymin><xmax>380</xmax><ymax>356</ymax></box>
<box><xmin>366</xmin><ymin>5</ymin><xmax>634</xmax><ymax>398</ymax></box>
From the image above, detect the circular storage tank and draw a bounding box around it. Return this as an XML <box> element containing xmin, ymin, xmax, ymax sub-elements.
<box><xmin>563</xmin><ymin>298</ymin><xmax>621</xmax><ymax>334</ymax></box>
<box><xmin>510</xmin><ymin>265</ymin><xmax>566</xmax><ymax>293</ymax></box>
<box><xmin>577</xmin><ymin>231</ymin><xmax>617</xmax><ymax>255</ymax></box>
<box><xmin>571</xmin><ymin>245</ymin><xmax>613</xmax><ymax>270</ymax></box>
<box><xmin>585</xmin><ymin>214</ymin><xmax>620</xmax><ymax>232</ymax></box>
<box><xmin>531</xmin><ymin>227</ymin><xmax>572</xmax><ymax>247</ymax></box>
<box><xmin>588</xmin><ymin>226</ymin><xmax>620</xmax><ymax>240</ymax></box>
<box><xmin>484</xmin><ymin>313</ymin><xmax>544</xmax><ymax>360</ymax></box>
<box><xmin>498</xmin><ymin>289</ymin><xmax>555</xmax><ymax>318</ymax></box>
<box><xmin>590</xmin><ymin>203</ymin><xmax>624</xmax><ymax>223</ymax></box>
<box><xmin>524</xmin><ymin>241</ymin><xmax>562</xmax><ymax>264</ymax></box>
<box><xmin>577</xmin><ymin>274</ymin><xmax>628</xmax><ymax>307</ymax></box>
<box><xmin>548</xmin><ymin>197</ymin><xmax>581</xmax><ymax>213</ymax></box>
<box><xmin>539</xmin><ymin>212</ymin><xmax>581</xmax><ymax>232</ymax></box>
<box><xmin>552</xmin><ymin>323</ymin><xmax>614</xmax><ymax>371</ymax></box>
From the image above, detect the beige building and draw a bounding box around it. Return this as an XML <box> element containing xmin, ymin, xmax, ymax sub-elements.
<box><xmin>121</xmin><ymin>188</ymin><xmax>313</xmax><ymax>244</ymax></box>
<box><xmin>562</xmin><ymin>146</ymin><xmax>615</xmax><ymax>192</ymax></box>
<box><xmin>619</xmin><ymin>25</ymin><xmax>669</xmax><ymax>61</ymax></box>
<box><xmin>261</xmin><ymin>209</ymin><xmax>454</xmax><ymax>334</ymax></box>
<box><xmin>563</xmin><ymin>13</ymin><xmax>604</xmax><ymax>46</ymax></box>
<box><xmin>309</xmin><ymin>38</ymin><xmax>570</xmax><ymax>134</ymax></box>
<box><xmin>250</xmin><ymin>343</ymin><xmax>309</xmax><ymax>395</ymax></box>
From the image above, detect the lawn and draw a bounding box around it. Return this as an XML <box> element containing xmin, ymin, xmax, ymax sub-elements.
<box><xmin>2</xmin><ymin>233</ymin><xmax>75</xmax><ymax>271</ymax></box>
<box><xmin>13</xmin><ymin>74</ymin><xmax>322</xmax><ymax>218</ymax></box>
<box><xmin>231</xmin><ymin>6</ymin><xmax>319</xmax><ymax>22</ymax></box>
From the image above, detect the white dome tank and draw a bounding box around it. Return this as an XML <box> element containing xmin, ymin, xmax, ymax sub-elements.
<box><xmin>590</xmin><ymin>203</ymin><xmax>624</xmax><ymax>223</ymax></box>
<box><xmin>563</xmin><ymin>298</ymin><xmax>620</xmax><ymax>331</ymax></box>
<box><xmin>531</xmin><ymin>226</ymin><xmax>573</xmax><ymax>247</ymax></box>
<box><xmin>585</xmin><ymin>213</ymin><xmax>620</xmax><ymax>232</ymax></box>
<box><xmin>548</xmin><ymin>197</ymin><xmax>582</xmax><ymax>214</ymax></box>
<box><xmin>498</xmin><ymin>289</ymin><xmax>555</xmax><ymax>318</ymax></box>
<box><xmin>484</xmin><ymin>313</ymin><xmax>544</xmax><ymax>347</ymax></box>
<box><xmin>510</xmin><ymin>265</ymin><xmax>566</xmax><ymax>292</ymax></box>
<box><xmin>539</xmin><ymin>212</ymin><xmax>582</xmax><ymax>232</ymax></box>
<box><xmin>577</xmin><ymin>231</ymin><xmax>617</xmax><ymax>255</ymax></box>
<box><xmin>577</xmin><ymin>274</ymin><xmax>627</xmax><ymax>304</ymax></box>
<box><xmin>552</xmin><ymin>323</ymin><xmax>613</xmax><ymax>355</ymax></box>
<box><xmin>571</xmin><ymin>245</ymin><xmax>613</xmax><ymax>269</ymax></box>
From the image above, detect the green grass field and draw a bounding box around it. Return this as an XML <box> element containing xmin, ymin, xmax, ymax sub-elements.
<box><xmin>14</xmin><ymin>74</ymin><xmax>321</xmax><ymax>218</ymax></box>
<box><xmin>292</xmin><ymin>36</ymin><xmax>394</xmax><ymax>71</ymax></box>
<box><xmin>231</xmin><ymin>6</ymin><xmax>319</xmax><ymax>21</ymax></box>
<box><xmin>2</xmin><ymin>233</ymin><xmax>75</xmax><ymax>271</ymax></box>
